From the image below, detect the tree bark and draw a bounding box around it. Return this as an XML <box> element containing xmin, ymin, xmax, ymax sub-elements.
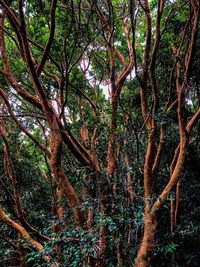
<box><xmin>134</xmin><ymin>211</ymin><xmax>157</xmax><ymax>267</ymax></box>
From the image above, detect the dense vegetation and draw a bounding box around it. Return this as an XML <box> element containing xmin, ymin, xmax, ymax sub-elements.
<box><xmin>0</xmin><ymin>0</ymin><xmax>199</xmax><ymax>266</ymax></box>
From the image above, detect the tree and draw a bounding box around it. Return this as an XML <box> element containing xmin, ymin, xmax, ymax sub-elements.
<box><xmin>0</xmin><ymin>0</ymin><xmax>199</xmax><ymax>266</ymax></box>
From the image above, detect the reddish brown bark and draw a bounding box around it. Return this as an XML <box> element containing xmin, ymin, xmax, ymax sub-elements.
<box><xmin>0</xmin><ymin>2</ymin><xmax>86</xmax><ymax>227</ymax></box>
<box><xmin>134</xmin><ymin>211</ymin><xmax>157</xmax><ymax>267</ymax></box>
<box><xmin>125</xmin><ymin>154</ymin><xmax>135</xmax><ymax>204</ymax></box>
<box><xmin>36</xmin><ymin>0</ymin><xmax>57</xmax><ymax>76</ymax></box>
<box><xmin>152</xmin><ymin>126</ymin><xmax>165</xmax><ymax>175</ymax></box>
<box><xmin>134</xmin><ymin>1</ymin><xmax>199</xmax><ymax>266</ymax></box>
<box><xmin>93</xmin><ymin>3</ymin><xmax>135</xmax><ymax>262</ymax></box>
<box><xmin>0</xmin><ymin>105</ymin><xmax>49</xmax><ymax>242</ymax></box>
<box><xmin>170</xmin><ymin>194</ymin><xmax>175</xmax><ymax>234</ymax></box>
<box><xmin>0</xmin><ymin>209</ymin><xmax>45</xmax><ymax>255</ymax></box>
<box><xmin>0</xmin><ymin>1</ymin><xmax>199</xmax><ymax>266</ymax></box>
<box><xmin>125</xmin><ymin>115</ymin><xmax>135</xmax><ymax>204</ymax></box>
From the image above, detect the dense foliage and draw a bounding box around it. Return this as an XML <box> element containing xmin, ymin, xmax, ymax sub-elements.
<box><xmin>0</xmin><ymin>0</ymin><xmax>199</xmax><ymax>266</ymax></box>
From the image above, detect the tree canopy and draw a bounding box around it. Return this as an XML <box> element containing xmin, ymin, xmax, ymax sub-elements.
<box><xmin>0</xmin><ymin>0</ymin><xmax>200</xmax><ymax>266</ymax></box>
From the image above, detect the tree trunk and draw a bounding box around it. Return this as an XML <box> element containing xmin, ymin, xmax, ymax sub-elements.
<box><xmin>134</xmin><ymin>211</ymin><xmax>157</xmax><ymax>267</ymax></box>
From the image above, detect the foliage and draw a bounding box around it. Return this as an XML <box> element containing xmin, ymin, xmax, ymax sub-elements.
<box><xmin>0</xmin><ymin>0</ymin><xmax>199</xmax><ymax>266</ymax></box>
